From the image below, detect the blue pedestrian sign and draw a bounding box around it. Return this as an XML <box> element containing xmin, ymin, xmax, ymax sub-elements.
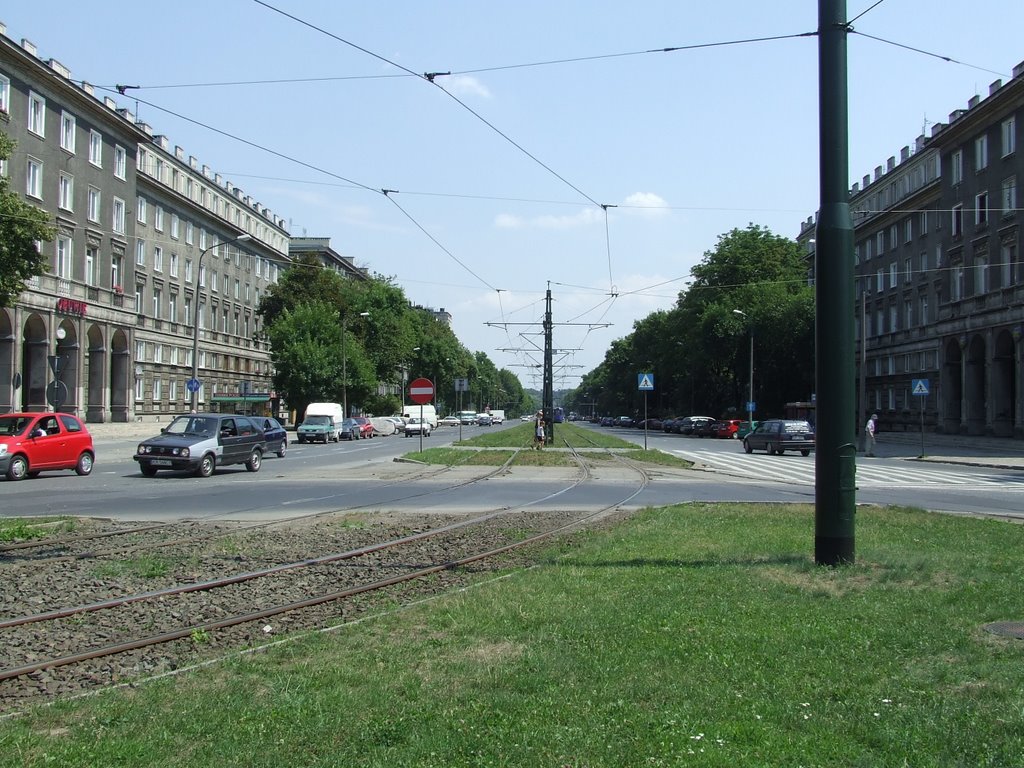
<box><xmin>911</xmin><ymin>378</ymin><xmax>930</xmax><ymax>396</ymax></box>
<box><xmin>637</xmin><ymin>373</ymin><xmax>654</xmax><ymax>391</ymax></box>
<box><xmin>187</xmin><ymin>377</ymin><xmax>201</xmax><ymax>394</ymax></box>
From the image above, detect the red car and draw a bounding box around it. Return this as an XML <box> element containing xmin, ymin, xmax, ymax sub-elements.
<box><xmin>0</xmin><ymin>412</ymin><xmax>95</xmax><ymax>481</ymax></box>
<box><xmin>714</xmin><ymin>419</ymin><xmax>743</xmax><ymax>439</ymax></box>
<box><xmin>351</xmin><ymin>416</ymin><xmax>375</xmax><ymax>438</ymax></box>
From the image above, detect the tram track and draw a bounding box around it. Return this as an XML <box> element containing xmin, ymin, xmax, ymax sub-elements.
<box><xmin>0</xmin><ymin>446</ymin><xmax>649</xmax><ymax>712</ymax></box>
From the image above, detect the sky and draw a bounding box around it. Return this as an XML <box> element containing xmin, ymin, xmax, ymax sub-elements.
<box><xmin>4</xmin><ymin>2</ymin><xmax>1024</xmax><ymax>390</ymax></box>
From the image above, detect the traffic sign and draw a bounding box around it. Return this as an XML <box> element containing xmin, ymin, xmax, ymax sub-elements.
<box><xmin>187</xmin><ymin>378</ymin><xmax>201</xmax><ymax>394</ymax></box>
<box><xmin>46</xmin><ymin>380</ymin><xmax>68</xmax><ymax>409</ymax></box>
<box><xmin>911</xmin><ymin>378</ymin><xmax>930</xmax><ymax>396</ymax></box>
<box><xmin>637</xmin><ymin>373</ymin><xmax>654</xmax><ymax>391</ymax></box>
<box><xmin>408</xmin><ymin>377</ymin><xmax>435</xmax><ymax>404</ymax></box>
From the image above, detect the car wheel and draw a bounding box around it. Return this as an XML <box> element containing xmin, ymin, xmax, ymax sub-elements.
<box><xmin>801</xmin><ymin>449</ymin><xmax>811</xmax><ymax>457</ymax></box>
<box><xmin>297</xmin><ymin>436</ymin><xmax>305</xmax><ymax>444</ymax></box>
<box><xmin>196</xmin><ymin>454</ymin><xmax>216</xmax><ymax>478</ymax></box>
<box><xmin>277</xmin><ymin>440</ymin><xmax>287</xmax><ymax>458</ymax></box>
<box><xmin>768</xmin><ymin>444</ymin><xmax>778</xmax><ymax>456</ymax></box>
<box><xmin>75</xmin><ymin>452</ymin><xmax>94</xmax><ymax>476</ymax></box>
<box><xmin>246</xmin><ymin>448</ymin><xmax>262</xmax><ymax>472</ymax></box>
<box><xmin>140</xmin><ymin>465</ymin><xmax>158</xmax><ymax>477</ymax></box>
<box><xmin>776</xmin><ymin>445</ymin><xmax>786</xmax><ymax>455</ymax></box>
<box><xmin>731</xmin><ymin>432</ymin><xmax>739</xmax><ymax>439</ymax></box>
<box><xmin>6</xmin><ymin>455</ymin><xmax>28</xmax><ymax>481</ymax></box>
<box><xmin>27</xmin><ymin>471</ymin><xmax>41</xmax><ymax>478</ymax></box>
<box><xmin>743</xmin><ymin>440</ymin><xmax>753</xmax><ymax>454</ymax></box>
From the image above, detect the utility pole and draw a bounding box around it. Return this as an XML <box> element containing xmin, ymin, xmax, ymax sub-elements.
<box><xmin>543</xmin><ymin>284</ymin><xmax>554</xmax><ymax>444</ymax></box>
<box><xmin>815</xmin><ymin>0</ymin><xmax>856</xmax><ymax>565</ymax></box>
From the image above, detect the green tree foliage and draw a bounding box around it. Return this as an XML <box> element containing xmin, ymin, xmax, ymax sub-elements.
<box><xmin>572</xmin><ymin>224</ymin><xmax>814</xmax><ymax>419</ymax></box>
<box><xmin>0</xmin><ymin>133</ymin><xmax>55</xmax><ymax>308</ymax></box>
<box><xmin>256</xmin><ymin>254</ymin><xmax>347</xmax><ymax>329</ymax></box>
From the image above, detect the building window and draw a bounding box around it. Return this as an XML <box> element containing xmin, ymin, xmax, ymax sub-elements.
<box><xmin>904</xmin><ymin>219</ymin><xmax>912</xmax><ymax>243</ymax></box>
<box><xmin>975</xmin><ymin>191</ymin><xmax>989</xmax><ymax>226</ymax></box>
<box><xmin>114</xmin><ymin>145</ymin><xmax>127</xmax><ymax>180</ymax></box>
<box><xmin>87</xmin><ymin>186</ymin><xmax>100</xmax><ymax>222</ymax></box>
<box><xmin>876</xmin><ymin>269</ymin><xmax>884</xmax><ymax>293</ymax></box>
<box><xmin>919</xmin><ymin>210</ymin><xmax>928</xmax><ymax>235</ymax></box>
<box><xmin>170</xmin><ymin>379</ymin><xmax>178</xmax><ymax>402</ymax></box>
<box><xmin>153</xmin><ymin>246</ymin><xmax>163</xmax><ymax>272</ymax></box>
<box><xmin>185</xmin><ymin>221</ymin><xmax>194</xmax><ymax>245</ymax></box>
<box><xmin>876</xmin><ymin>231</ymin><xmax>885</xmax><ymax>254</ymax></box>
<box><xmin>919</xmin><ymin>295</ymin><xmax>929</xmax><ymax>324</ymax></box>
<box><xmin>952</xmin><ymin>204</ymin><xmax>963</xmax><ymax>237</ymax></box>
<box><xmin>170</xmin><ymin>252</ymin><xmax>178</xmax><ymax>277</ymax></box>
<box><xmin>234</xmin><ymin>279</ymin><xmax>240</xmax><ymax>299</ymax></box>
<box><xmin>153</xmin><ymin>378</ymin><xmax>162</xmax><ymax>401</ymax></box>
<box><xmin>889</xmin><ymin>305</ymin><xmax>897</xmax><ymax>333</ymax></box>
<box><xmin>136</xmin><ymin>239</ymin><xmax>146</xmax><ymax>266</ymax></box>
<box><xmin>152</xmin><ymin>287</ymin><xmax>162</xmax><ymax>319</ymax></box>
<box><xmin>951</xmin><ymin>150</ymin><xmax>963</xmax><ymax>184</ymax></box>
<box><xmin>85</xmin><ymin>246</ymin><xmax>97</xmax><ymax>286</ymax></box>
<box><xmin>135</xmin><ymin>376</ymin><xmax>144</xmax><ymax>402</ymax></box>
<box><xmin>951</xmin><ymin>264</ymin><xmax>964</xmax><ymax>301</ymax></box>
<box><xmin>170</xmin><ymin>214</ymin><xmax>179</xmax><ymax>240</ymax></box>
<box><xmin>56</xmin><ymin>236</ymin><xmax>73</xmax><ymax>279</ymax></box>
<box><xmin>112</xmin><ymin>197</ymin><xmax>126</xmax><ymax>235</ymax></box>
<box><xmin>58</xmin><ymin>173</ymin><xmax>74</xmax><ymax>212</ymax></box>
<box><xmin>0</xmin><ymin>74</ymin><xmax>9</xmax><ymax>114</ymax></box>
<box><xmin>904</xmin><ymin>299</ymin><xmax>912</xmax><ymax>328</ymax></box>
<box><xmin>975</xmin><ymin>134</ymin><xmax>988</xmax><ymax>171</ymax></box>
<box><xmin>137</xmin><ymin>196</ymin><xmax>147</xmax><ymax>224</ymax></box>
<box><xmin>1002</xmin><ymin>242</ymin><xmax>1017</xmax><ymax>287</ymax></box>
<box><xmin>888</xmin><ymin>263</ymin><xmax>898</xmax><ymax>288</ymax></box>
<box><xmin>186</xmin><ymin>258</ymin><xmax>193</xmax><ymax>283</ymax></box>
<box><xmin>111</xmin><ymin>255</ymin><xmax>123</xmax><ymax>290</ymax></box>
<box><xmin>154</xmin><ymin>206</ymin><xmax>164</xmax><ymax>232</ymax></box>
<box><xmin>28</xmin><ymin>92</ymin><xmax>45</xmax><ymax>136</ymax></box>
<box><xmin>210</xmin><ymin>271</ymin><xmax>218</xmax><ymax>293</ymax></box>
<box><xmin>875</xmin><ymin>309</ymin><xmax>884</xmax><ymax>336</ymax></box>
<box><xmin>975</xmin><ymin>256</ymin><xmax>988</xmax><ymax>295</ymax></box>
<box><xmin>26</xmin><ymin>157</ymin><xmax>42</xmax><ymax>199</ymax></box>
<box><xmin>89</xmin><ymin>130</ymin><xmax>102</xmax><ymax>166</ymax></box>
<box><xmin>60</xmin><ymin>112</ymin><xmax>76</xmax><ymax>153</ymax></box>
<box><xmin>1003</xmin><ymin>117</ymin><xmax>1016</xmax><ymax>157</ymax></box>
<box><xmin>169</xmin><ymin>293</ymin><xmax>178</xmax><ymax>323</ymax></box>
<box><xmin>904</xmin><ymin>257</ymin><xmax>912</xmax><ymax>281</ymax></box>
<box><xmin>1002</xmin><ymin>177</ymin><xmax>1017</xmax><ymax>217</ymax></box>
<box><xmin>185</xmin><ymin>297</ymin><xmax>192</xmax><ymax>326</ymax></box>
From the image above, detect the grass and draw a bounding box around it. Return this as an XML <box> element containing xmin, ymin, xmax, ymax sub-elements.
<box><xmin>91</xmin><ymin>555</ymin><xmax>171</xmax><ymax>580</ymax></box>
<box><xmin>4</xmin><ymin>503</ymin><xmax>1024</xmax><ymax>766</ymax></box>
<box><xmin>0</xmin><ymin>517</ymin><xmax>74</xmax><ymax>542</ymax></box>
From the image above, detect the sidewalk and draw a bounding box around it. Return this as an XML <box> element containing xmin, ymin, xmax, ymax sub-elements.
<box><xmin>861</xmin><ymin>429</ymin><xmax>1024</xmax><ymax>470</ymax></box>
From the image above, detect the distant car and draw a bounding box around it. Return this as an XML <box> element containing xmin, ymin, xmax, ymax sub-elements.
<box><xmin>695</xmin><ymin>419</ymin><xmax>721</xmax><ymax>438</ymax></box>
<box><xmin>255</xmin><ymin>416</ymin><xmax>288</xmax><ymax>458</ymax></box>
<box><xmin>662</xmin><ymin>417</ymin><xmax>680</xmax><ymax>433</ymax></box>
<box><xmin>0</xmin><ymin>412</ymin><xmax>95</xmax><ymax>481</ymax></box>
<box><xmin>404</xmin><ymin>417</ymin><xmax>432</xmax><ymax>437</ymax></box>
<box><xmin>743</xmin><ymin>419</ymin><xmax>815</xmax><ymax>456</ymax></box>
<box><xmin>134</xmin><ymin>413</ymin><xmax>265</xmax><ymax>477</ymax></box>
<box><xmin>600</xmin><ymin>416</ymin><xmax>615</xmax><ymax>427</ymax></box>
<box><xmin>681</xmin><ymin>416</ymin><xmax>715</xmax><ymax>435</ymax></box>
<box><xmin>351</xmin><ymin>417</ymin><xmax>375</xmax><ymax>438</ymax></box>
<box><xmin>438</xmin><ymin>415</ymin><xmax>460</xmax><ymax>427</ymax></box>
<box><xmin>476</xmin><ymin>413</ymin><xmax>493</xmax><ymax>426</ymax></box>
<box><xmin>737</xmin><ymin>420</ymin><xmax>758</xmax><ymax>439</ymax></box>
<box><xmin>339</xmin><ymin>418</ymin><xmax>362</xmax><ymax>440</ymax></box>
<box><xmin>715</xmin><ymin>419</ymin><xmax>743</xmax><ymax>439</ymax></box>
<box><xmin>638</xmin><ymin>417</ymin><xmax>663</xmax><ymax>431</ymax></box>
<box><xmin>617</xmin><ymin>416</ymin><xmax>635</xmax><ymax>428</ymax></box>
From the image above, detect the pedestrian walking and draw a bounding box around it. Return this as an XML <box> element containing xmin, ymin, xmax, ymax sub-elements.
<box><xmin>864</xmin><ymin>413</ymin><xmax>878</xmax><ymax>456</ymax></box>
<box><xmin>534</xmin><ymin>410</ymin><xmax>546</xmax><ymax>450</ymax></box>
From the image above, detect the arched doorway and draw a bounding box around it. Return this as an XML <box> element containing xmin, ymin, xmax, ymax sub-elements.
<box><xmin>0</xmin><ymin>309</ymin><xmax>14</xmax><ymax>412</ymax></box>
<box><xmin>55</xmin><ymin>318</ymin><xmax>80</xmax><ymax>414</ymax></box>
<box><xmin>991</xmin><ymin>329</ymin><xmax>1017</xmax><ymax>437</ymax></box>
<box><xmin>20</xmin><ymin>314</ymin><xmax>48</xmax><ymax>411</ymax></box>
<box><xmin>86</xmin><ymin>323</ymin><xmax>106</xmax><ymax>422</ymax></box>
<box><xmin>941</xmin><ymin>337</ymin><xmax>963</xmax><ymax>433</ymax></box>
<box><xmin>965</xmin><ymin>335</ymin><xmax>987</xmax><ymax>435</ymax></box>
<box><xmin>110</xmin><ymin>329</ymin><xmax>131</xmax><ymax>422</ymax></box>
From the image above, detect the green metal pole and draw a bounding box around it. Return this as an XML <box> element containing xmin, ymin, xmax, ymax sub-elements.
<box><xmin>815</xmin><ymin>0</ymin><xmax>856</xmax><ymax>565</ymax></box>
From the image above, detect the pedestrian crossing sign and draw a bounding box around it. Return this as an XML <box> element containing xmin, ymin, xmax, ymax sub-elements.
<box><xmin>637</xmin><ymin>373</ymin><xmax>654</xmax><ymax>391</ymax></box>
<box><xmin>912</xmin><ymin>378</ymin><xmax>930</xmax><ymax>396</ymax></box>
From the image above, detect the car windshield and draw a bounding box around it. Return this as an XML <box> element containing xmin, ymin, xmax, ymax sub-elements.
<box><xmin>164</xmin><ymin>416</ymin><xmax>216</xmax><ymax>436</ymax></box>
<box><xmin>341</xmin><ymin>419</ymin><xmax>357</xmax><ymax>428</ymax></box>
<box><xmin>0</xmin><ymin>416</ymin><xmax>33</xmax><ymax>437</ymax></box>
<box><xmin>305</xmin><ymin>415</ymin><xmax>331</xmax><ymax>425</ymax></box>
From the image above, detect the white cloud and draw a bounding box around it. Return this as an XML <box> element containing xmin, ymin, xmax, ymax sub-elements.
<box><xmin>622</xmin><ymin>191</ymin><xmax>669</xmax><ymax>218</ymax></box>
<box><xmin>493</xmin><ymin>208</ymin><xmax>602</xmax><ymax>230</ymax></box>
<box><xmin>444</xmin><ymin>75</ymin><xmax>491</xmax><ymax>99</ymax></box>
<box><xmin>494</xmin><ymin>213</ymin><xmax>524</xmax><ymax>229</ymax></box>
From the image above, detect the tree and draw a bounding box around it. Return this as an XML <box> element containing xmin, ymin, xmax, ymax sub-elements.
<box><xmin>0</xmin><ymin>133</ymin><xmax>55</xmax><ymax>308</ymax></box>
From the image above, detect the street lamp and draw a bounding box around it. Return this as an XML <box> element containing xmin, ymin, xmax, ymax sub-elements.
<box><xmin>341</xmin><ymin>311</ymin><xmax>370</xmax><ymax>417</ymax></box>
<box><xmin>732</xmin><ymin>309</ymin><xmax>754</xmax><ymax>426</ymax></box>
<box><xmin>190</xmin><ymin>233</ymin><xmax>251</xmax><ymax>413</ymax></box>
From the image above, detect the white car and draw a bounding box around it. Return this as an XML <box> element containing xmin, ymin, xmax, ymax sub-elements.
<box><xmin>404</xmin><ymin>417</ymin><xmax>432</xmax><ymax>437</ymax></box>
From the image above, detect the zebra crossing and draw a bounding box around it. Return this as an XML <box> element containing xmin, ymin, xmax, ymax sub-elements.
<box><xmin>671</xmin><ymin>448</ymin><xmax>1024</xmax><ymax>490</ymax></box>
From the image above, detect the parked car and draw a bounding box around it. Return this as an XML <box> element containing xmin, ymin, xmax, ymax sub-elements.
<box><xmin>404</xmin><ymin>417</ymin><xmax>432</xmax><ymax>437</ymax></box>
<box><xmin>255</xmin><ymin>416</ymin><xmax>288</xmax><ymax>458</ymax></box>
<box><xmin>339</xmin><ymin>418</ymin><xmax>362</xmax><ymax>440</ymax></box>
<box><xmin>737</xmin><ymin>420</ymin><xmax>758</xmax><ymax>439</ymax></box>
<box><xmin>695</xmin><ymin>419</ymin><xmax>721</xmax><ymax>438</ymax></box>
<box><xmin>476</xmin><ymin>413</ymin><xmax>493</xmax><ymax>426</ymax></box>
<box><xmin>0</xmin><ymin>412</ymin><xmax>95</xmax><ymax>481</ymax></box>
<box><xmin>662</xmin><ymin>417</ymin><xmax>680</xmax><ymax>433</ymax></box>
<box><xmin>438</xmin><ymin>415</ymin><xmax>461</xmax><ymax>427</ymax></box>
<box><xmin>743</xmin><ymin>419</ymin><xmax>816</xmax><ymax>456</ymax></box>
<box><xmin>600</xmin><ymin>416</ymin><xmax>615</xmax><ymax>426</ymax></box>
<box><xmin>617</xmin><ymin>416</ymin><xmax>635</xmax><ymax>428</ymax></box>
<box><xmin>714</xmin><ymin>419</ymin><xmax>743</xmax><ymax>439</ymax></box>
<box><xmin>679</xmin><ymin>416</ymin><xmax>715</xmax><ymax>435</ymax></box>
<box><xmin>351</xmin><ymin>416</ymin><xmax>375</xmax><ymax>438</ymax></box>
<box><xmin>134</xmin><ymin>413</ymin><xmax>265</xmax><ymax>477</ymax></box>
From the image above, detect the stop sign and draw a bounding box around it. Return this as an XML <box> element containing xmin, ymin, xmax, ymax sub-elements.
<box><xmin>408</xmin><ymin>377</ymin><xmax>434</xmax><ymax>404</ymax></box>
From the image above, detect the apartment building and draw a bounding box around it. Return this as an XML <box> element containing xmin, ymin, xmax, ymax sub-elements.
<box><xmin>0</xmin><ymin>24</ymin><xmax>289</xmax><ymax>421</ymax></box>
<box><xmin>800</xmin><ymin>59</ymin><xmax>1023</xmax><ymax>437</ymax></box>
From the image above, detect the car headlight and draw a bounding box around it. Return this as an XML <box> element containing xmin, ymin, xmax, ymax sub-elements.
<box><xmin>137</xmin><ymin>444</ymin><xmax>149</xmax><ymax>454</ymax></box>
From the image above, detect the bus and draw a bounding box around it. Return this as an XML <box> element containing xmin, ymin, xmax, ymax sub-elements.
<box><xmin>553</xmin><ymin>407</ymin><xmax>565</xmax><ymax>423</ymax></box>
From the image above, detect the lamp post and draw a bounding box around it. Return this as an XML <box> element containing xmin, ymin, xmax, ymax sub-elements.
<box><xmin>190</xmin><ymin>233</ymin><xmax>250</xmax><ymax>413</ymax></box>
<box><xmin>732</xmin><ymin>309</ymin><xmax>754</xmax><ymax>426</ymax></box>
<box><xmin>341</xmin><ymin>311</ymin><xmax>370</xmax><ymax>417</ymax></box>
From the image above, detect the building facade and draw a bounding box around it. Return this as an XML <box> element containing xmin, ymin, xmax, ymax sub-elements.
<box><xmin>800</xmin><ymin>59</ymin><xmax>1023</xmax><ymax>437</ymax></box>
<box><xmin>0</xmin><ymin>25</ymin><xmax>288</xmax><ymax>421</ymax></box>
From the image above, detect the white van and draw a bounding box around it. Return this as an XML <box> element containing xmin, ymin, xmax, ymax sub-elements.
<box><xmin>402</xmin><ymin>404</ymin><xmax>438</xmax><ymax>429</ymax></box>
<box><xmin>298</xmin><ymin>402</ymin><xmax>344</xmax><ymax>443</ymax></box>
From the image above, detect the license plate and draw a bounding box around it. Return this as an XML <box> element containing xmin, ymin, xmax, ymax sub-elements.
<box><xmin>151</xmin><ymin>459</ymin><xmax>173</xmax><ymax>466</ymax></box>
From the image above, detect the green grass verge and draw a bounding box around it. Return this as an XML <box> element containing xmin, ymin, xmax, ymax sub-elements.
<box><xmin>5</xmin><ymin>503</ymin><xmax>1024</xmax><ymax>766</ymax></box>
<box><xmin>0</xmin><ymin>517</ymin><xmax>74</xmax><ymax>541</ymax></box>
<box><xmin>458</xmin><ymin>422</ymin><xmax>636</xmax><ymax>449</ymax></box>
